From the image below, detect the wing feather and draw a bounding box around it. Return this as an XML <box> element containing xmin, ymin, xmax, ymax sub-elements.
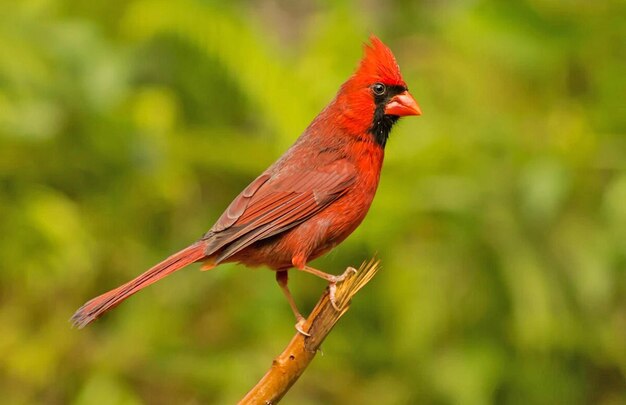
<box><xmin>203</xmin><ymin>159</ymin><xmax>356</xmax><ymax>262</ymax></box>
<box><xmin>211</xmin><ymin>173</ymin><xmax>271</xmax><ymax>232</ymax></box>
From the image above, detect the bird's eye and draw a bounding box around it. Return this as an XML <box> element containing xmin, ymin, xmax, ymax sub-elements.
<box><xmin>371</xmin><ymin>83</ymin><xmax>386</xmax><ymax>96</ymax></box>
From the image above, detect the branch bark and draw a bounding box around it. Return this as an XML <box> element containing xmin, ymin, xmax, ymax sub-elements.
<box><xmin>238</xmin><ymin>258</ymin><xmax>381</xmax><ymax>405</ymax></box>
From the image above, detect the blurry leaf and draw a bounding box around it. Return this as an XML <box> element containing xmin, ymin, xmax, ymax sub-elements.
<box><xmin>603</xmin><ymin>174</ymin><xmax>626</xmax><ymax>230</ymax></box>
<box><xmin>73</xmin><ymin>373</ymin><xmax>141</xmax><ymax>405</ymax></box>
<box><xmin>121</xmin><ymin>0</ymin><xmax>317</xmax><ymax>148</ymax></box>
<box><xmin>433</xmin><ymin>343</ymin><xmax>504</xmax><ymax>405</ymax></box>
<box><xmin>519</xmin><ymin>158</ymin><xmax>571</xmax><ymax>223</ymax></box>
<box><xmin>132</xmin><ymin>87</ymin><xmax>179</xmax><ymax>133</ymax></box>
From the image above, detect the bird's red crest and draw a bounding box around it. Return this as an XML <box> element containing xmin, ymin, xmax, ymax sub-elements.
<box><xmin>354</xmin><ymin>35</ymin><xmax>405</xmax><ymax>87</ymax></box>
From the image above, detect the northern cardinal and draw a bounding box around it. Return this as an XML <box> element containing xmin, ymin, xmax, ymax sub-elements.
<box><xmin>72</xmin><ymin>35</ymin><xmax>420</xmax><ymax>333</ymax></box>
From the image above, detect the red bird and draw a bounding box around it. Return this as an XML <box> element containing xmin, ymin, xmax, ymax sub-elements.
<box><xmin>72</xmin><ymin>35</ymin><xmax>421</xmax><ymax>333</ymax></box>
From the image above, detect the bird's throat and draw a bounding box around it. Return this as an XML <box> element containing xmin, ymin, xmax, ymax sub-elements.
<box><xmin>369</xmin><ymin>105</ymin><xmax>399</xmax><ymax>148</ymax></box>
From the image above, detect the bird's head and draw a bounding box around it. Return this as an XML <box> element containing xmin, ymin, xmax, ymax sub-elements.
<box><xmin>335</xmin><ymin>35</ymin><xmax>421</xmax><ymax>147</ymax></box>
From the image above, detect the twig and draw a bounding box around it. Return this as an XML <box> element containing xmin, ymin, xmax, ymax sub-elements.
<box><xmin>239</xmin><ymin>258</ymin><xmax>381</xmax><ymax>404</ymax></box>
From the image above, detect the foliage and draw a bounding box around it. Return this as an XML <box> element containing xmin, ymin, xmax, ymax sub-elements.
<box><xmin>1</xmin><ymin>0</ymin><xmax>625</xmax><ymax>403</ymax></box>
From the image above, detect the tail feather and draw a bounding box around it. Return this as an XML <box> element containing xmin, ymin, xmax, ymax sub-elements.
<box><xmin>71</xmin><ymin>242</ymin><xmax>207</xmax><ymax>328</ymax></box>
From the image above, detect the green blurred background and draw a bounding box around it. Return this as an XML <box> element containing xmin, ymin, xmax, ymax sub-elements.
<box><xmin>1</xmin><ymin>0</ymin><xmax>625</xmax><ymax>403</ymax></box>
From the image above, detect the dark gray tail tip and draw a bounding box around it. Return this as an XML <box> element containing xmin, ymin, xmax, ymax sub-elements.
<box><xmin>69</xmin><ymin>310</ymin><xmax>94</xmax><ymax>329</ymax></box>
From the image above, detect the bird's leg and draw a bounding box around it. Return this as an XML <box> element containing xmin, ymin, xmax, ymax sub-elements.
<box><xmin>300</xmin><ymin>266</ymin><xmax>358</xmax><ymax>311</ymax></box>
<box><xmin>275</xmin><ymin>271</ymin><xmax>310</xmax><ymax>336</ymax></box>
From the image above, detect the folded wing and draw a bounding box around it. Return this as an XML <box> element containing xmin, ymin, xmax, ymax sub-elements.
<box><xmin>203</xmin><ymin>159</ymin><xmax>356</xmax><ymax>263</ymax></box>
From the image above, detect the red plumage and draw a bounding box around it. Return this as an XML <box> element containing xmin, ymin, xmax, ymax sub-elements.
<box><xmin>71</xmin><ymin>35</ymin><xmax>420</xmax><ymax>330</ymax></box>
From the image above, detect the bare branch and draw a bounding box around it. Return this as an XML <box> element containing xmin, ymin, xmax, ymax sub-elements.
<box><xmin>239</xmin><ymin>258</ymin><xmax>381</xmax><ymax>404</ymax></box>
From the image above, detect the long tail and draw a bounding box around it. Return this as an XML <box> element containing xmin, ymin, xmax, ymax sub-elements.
<box><xmin>71</xmin><ymin>242</ymin><xmax>208</xmax><ymax>328</ymax></box>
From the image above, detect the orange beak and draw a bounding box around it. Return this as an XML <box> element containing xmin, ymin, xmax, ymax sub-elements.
<box><xmin>384</xmin><ymin>90</ymin><xmax>422</xmax><ymax>117</ymax></box>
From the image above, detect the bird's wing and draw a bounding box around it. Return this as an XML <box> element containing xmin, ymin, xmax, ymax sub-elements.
<box><xmin>202</xmin><ymin>159</ymin><xmax>356</xmax><ymax>263</ymax></box>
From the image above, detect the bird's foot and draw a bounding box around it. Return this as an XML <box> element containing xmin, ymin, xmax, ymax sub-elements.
<box><xmin>295</xmin><ymin>316</ymin><xmax>311</xmax><ymax>337</ymax></box>
<box><xmin>328</xmin><ymin>267</ymin><xmax>358</xmax><ymax>311</ymax></box>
